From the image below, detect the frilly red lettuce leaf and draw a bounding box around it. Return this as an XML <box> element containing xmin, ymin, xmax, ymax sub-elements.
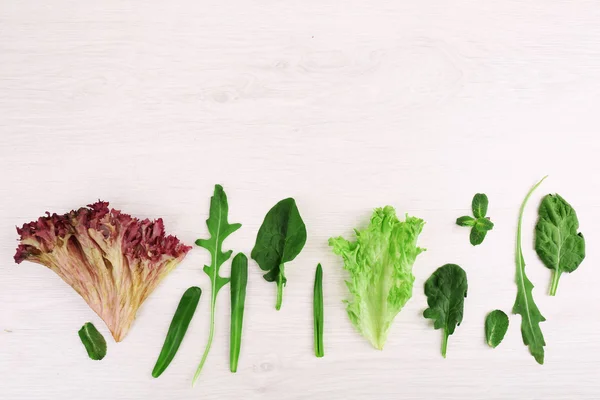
<box><xmin>14</xmin><ymin>201</ymin><xmax>191</xmax><ymax>342</ymax></box>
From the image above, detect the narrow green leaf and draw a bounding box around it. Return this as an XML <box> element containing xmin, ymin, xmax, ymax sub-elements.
<box><xmin>485</xmin><ymin>310</ymin><xmax>509</xmax><ymax>348</ymax></box>
<box><xmin>152</xmin><ymin>286</ymin><xmax>201</xmax><ymax>378</ymax></box>
<box><xmin>534</xmin><ymin>194</ymin><xmax>585</xmax><ymax>296</ymax></box>
<box><xmin>472</xmin><ymin>193</ymin><xmax>489</xmax><ymax>218</ymax></box>
<box><xmin>230</xmin><ymin>253</ymin><xmax>248</xmax><ymax>373</ymax></box>
<box><xmin>251</xmin><ymin>198</ymin><xmax>307</xmax><ymax>310</ymax></box>
<box><xmin>313</xmin><ymin>263</ymin><xmax>324</xmax><ymax>358</ymax></box>
<box><xmin>78</xmin><ymin>322</ymin><xmax>107</xmax><ymax>361</ymax></box>
<box><xmin>423</xmin><ymin>264</ymin><xmax>468</xmax><ymax>358</ymax></box>
<box><xmin>513</xmin><ymin>176</ymin><xmax>547</xmax><ymax>364</ymax></box>
<box><xmin>456</xmin><ymin>216</ymin><xmax>476</xmax><ymax>227</ymax></box>
<box><xmin>193</xmin><ymin>184</ymin><xmax>241</xmax><ymax>386</ymax></box>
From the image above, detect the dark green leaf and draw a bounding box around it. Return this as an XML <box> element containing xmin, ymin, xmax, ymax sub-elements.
<box><xmin>485</xmin><ymin>310</ymin><xmax>509</xmax><ymax>348</ymax></box>
<box><xmin>423</xmin><ymin>264</ymin><xmax>468</xmax><ymax>358</ymax></box>
<box><xmin>230</xmin><ymin>253</ymin><xmax>248</xmax><ymax>373</ymax></box>
<box><xmin>469</xmin><ymin>226</ymin><xmax>488</xmax><ymax>246</ymax></box>
<box><xmin>513</xmin><ymin>177</ymin><xmax>547</xmax><ymax>365</ymax></box>
<box><xmin>475</xmin><ymin>218</ymin><xmax>494</xmax><ymax>231</ymax></box>
<box><xmin>472</xmin><ymin>193</ymin><xmax>489</xmax><ymax>218</ymax></box>
<box><xmin>313</xmin><ymin>263</ymin><xmax>324</xmax><ymax>358</ymax></box>
<box><xmin>78</xmin><ymin>322</ymin><xmax>107</xmax><ymax>361</ymax></box>
<box><xmin>152</xmin><ymin>286</ymin><xmax>201</xmax><ymax>378</ymax></box>
<box><xmin>535</xmin><ymin>194</ymin><xmax>585</xmax><ymax>296</ymax></box>
<box><xmin>251</xmin><ymin>198</ymin><xmax>307</xmax><ymax>310</ymax></box>
<box><xmin>456</xmin><ymin>216</ymin><xmax>476</xmax><ymax>227</ymax></box>
<box><xmin>193</xmin><ymin>184</ymin><xmax>241</xmax><ymax>386</ymax></box>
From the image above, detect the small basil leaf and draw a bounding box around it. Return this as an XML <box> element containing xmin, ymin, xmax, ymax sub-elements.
<box><xmin>78</xmin><ymin>322</ymin><xmax>107</xmax><ymax>361</ymax></box>
<box><xmin>475</xmin><ymin>218</ymin><xmax>494</xmax><ymax>231</ymax></box>
<box><xmin>485</xmin><ymin>310</ymin><xmax>509</xmax><ymax>348</ymax></box>
<box><xmin>456</xmin><ymin>216</ymin><xmax>476</xmax><ymax>227</ymax></box>
<box><xmin>470</xmin><ymin>227</ymin><xmax>488</xmax><ymax>246</ymax></box>
<box><xmin>472</xmin><ymin>193</ymin><xmax>489</xmax><ymax>218</ymax></box>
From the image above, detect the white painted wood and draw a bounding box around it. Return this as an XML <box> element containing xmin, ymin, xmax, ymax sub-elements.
<box><xmin>1</xmin><ymin>1</ymin><xmax>599</xmax><ymax>398</ymax></box>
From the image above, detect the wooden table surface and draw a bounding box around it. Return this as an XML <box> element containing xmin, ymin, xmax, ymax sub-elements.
<box><xmin>1</xmin><ymin>1</ymin><xmax>599</xmax><ymax>399</ymax></box>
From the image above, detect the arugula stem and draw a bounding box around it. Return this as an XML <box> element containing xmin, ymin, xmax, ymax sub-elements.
<box><xmin>192</xmin><ymin>291</ymin><xmax>217</xmax><ymax>386</ymax></box>
<box><xmin>275</xmin><ymin>264</ymin><xmax>285</xmax><ymax>310</ymax></box>
<box><xmin>549</xmin><ymin>270</ymin><xmax>561</xmax><ymax>296</ymax></box>
<box><xmin>441</xmin><ymin>331</ymin><xmax>449</xmax><ymax>358</ymax></box>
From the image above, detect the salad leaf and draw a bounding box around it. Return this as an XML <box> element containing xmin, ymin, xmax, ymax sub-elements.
<box><xmin>152</xmin><ymin>286</ymin><xmax>201</xmax><ymax>378</ymax></box>
<box><xmin>251</xmin><ymin>198</ymin><xmax>306</xmax><ymax>310</ymax></box>
<box><xmin>423</xmin><ymin>263</ymin><xmax>468</xmax><ymax>358</ymax></box>
<box><xmin>313</xmin><ymin>263</ymin><xmax>324</xmax><ymax>358</ymax></box>
<box><xmin>456</xmin><ymin>193</ymin><xmax>494</xmax><ymax>246</ymax></box>
<box><xmin>230</xmin><ymin>253</ymin><xmax>248</xmax><ymax>373</ymax></box>
<box><xmin>78</xmin><ymin>322</ymin><xmax>107</xmax><ymax>361</ymax></box>
<box><xmin>193</xmin><ymin>185</ymin><xmax>241</xmax><ymax>386</ymax></box>
<box><xmin>329</xmin><ymin>206</ymin><xmax>425</xmax><ymax>350</ymax></box>
<box><xmin>14</xmin><ymin>201</ymin><xmax>191</xmax><ymax>342</ymax></box>
<box><xmin>513</xmin><ymin>176</ymin><xmax>547</xmax><ymax>364</ymax></box>
<box><xmin>535</xmin><ymin>194</ymin><xmax>586</xmax><ymax>296</ymax></box>
<box><xmin>485</xmin><ymin>310</ymin><xmax>509</xmax><ymax>348</ymax></box>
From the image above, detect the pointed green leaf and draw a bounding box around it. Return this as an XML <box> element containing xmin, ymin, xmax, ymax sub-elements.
<box><xmin>78</xmin><ymin>322</ymin><xmax>107</xmax><ymax>361</ymax></box>
<box><xmin>230</xmin><ymin>253</ymin><xmax>248</xmax><ymax>373</ymax></box>
<box><xmin>456</xmin><ymin>216</ymin><xmax>476</xmax><ymax>227</ymax></box>
<box><xmin>313</xmin><ymin>263</ymin><xmax>324</xmax><ymax>358</ymax></box>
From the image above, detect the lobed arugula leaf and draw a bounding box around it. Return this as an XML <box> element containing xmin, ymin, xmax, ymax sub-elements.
<box><xmin>193</xmin><ymin>184</ymin><xmax>241</xmax><ymax>386</ymax></box>
<box><xmin>513</xmin><ymin>176</ymin><xmax>547</xmax><ymax>365</ymax></box>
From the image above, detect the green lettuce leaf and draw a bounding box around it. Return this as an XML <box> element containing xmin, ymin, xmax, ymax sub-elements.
<box><xmin>329</xmin><ymin>206</ymin><xmax>425</xmax><ymax>350</ymax></box>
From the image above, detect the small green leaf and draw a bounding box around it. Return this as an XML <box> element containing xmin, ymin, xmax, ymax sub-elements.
<box><xmin>230</xmin><ymin>253</ymin><xmax>248</xmax><ymax>373</ymax></box>
<box><xmin>472</xmin><ymin>193</ymin><xmax>489</xmax><ymax>218</ymax></box>
<box><xmin>469</xmin><ymin>227</ymin><xmax>488</xmax><ymax>246</ymax></box>
<box><xmin>475</xmin><ymin>218</ymin><xmax>494</xmax><ymax>231</ymax></box>
<box><xmin>152</xmin><ymin>286</ymin><xmax>201</xmax><ymax>378</ymax></box>
<box><xmin>251</xmin><ymin>198</ymin><xmax>307</xmax><ymax>310</ymax></box>
<box><xmin>78</xmin><ymin>322</ymin><xmax>107</xmax><ymax>361</ymax></box>
<box><xmin>534</xmin><ymin>194</ymin><xmax>585</xmax><ymax>296</ymax></box>
<box><xmin>456</xmin><ymin>216</ymin><xmax>476</xmax><ymax>227</ymax></box>
<box><xmin>423</xmin><ymin>264</ymin><xmax>468</xmax><ymax>358</ymax></box>
<box><xmin>485</xmin><ymin>310</ymin><xmax>509</xmax><ymax>348</ymax></box>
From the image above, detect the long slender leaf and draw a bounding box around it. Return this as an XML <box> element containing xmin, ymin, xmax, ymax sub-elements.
<box><xmin>230</xmin><ymin>253</ymin><xmax>248</xmax><ymax>373</ymax></box>
<box><xmin>313</xmin><ymin>263</ymin><xmax>324</xmax><ymax>357</ymax></box>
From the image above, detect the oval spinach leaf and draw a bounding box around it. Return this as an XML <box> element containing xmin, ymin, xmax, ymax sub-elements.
<box><xmin>251</xmin><ymin>198</ymin><xmax>307</xmax><ymax>310</ymax></box>
<box><xmin>485</xmin><ymin>310</ymin><xmax>509</xmax><ymax>348</ymax></box>
<box><xmin>535</xmin><ymin>194</ymin><xmax>585</xmax><ymax>296</ymax></box>
<box><xmin>423</xmin><ymin>263</ymin><xmax>468</xmax><ymax>358</ymax></box>
<box><xmin>78</xmin><ymin>322</ymin><xmax>107</xmax><ymax>361</ymax></box>
<box><xmin>472</xmin><ymin>193</ymin><xmax>489</xmax><ymax>219</ymax></box>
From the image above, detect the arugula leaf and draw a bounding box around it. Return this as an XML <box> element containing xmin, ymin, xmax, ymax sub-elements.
<box><xmin>513</xmin><ymin>176</ymin><xmax>547</xmax><ymax>365</ymax></box>
<box><xmin>193</xmin><ymin>184</ymin><xmax>241</xmax><ymax>386</ymax></box>
<box><xmin>152</xmin><ymin>286</ymin><xmax>201</xmax><ymax>378</ymax></box>
<box><xmin>423</xmin><ymin>263</ymin><xmax>468</xmax><ymax>358</ymax></box>
<box><xmin>472</xmin><ymin>193</ymin><xmax>489</xmax><ymax>219</ymax></box>
<box><xmin>251</xmin><ymin>198</ymin><xmax>307</xmax><ymax>310</ymax></box>
<box><xmin>230</xmin><ymin>253</ymin><xmax>248</xmax><ymax>373</ymax></box>
<box><xmin>535</xmin><ymin>194</ymin><xmax>586</xmax><ymax>296</ymax></box>
<box><xmin>329</xmin><ymin>207</ymin><xmax>425</xmax><ymax>350</ymax></box>
<box><xmin>78</xmin><ymin>322</ymin><xmax>107</xmax><ymax>361</ymax></box>
<box><xmin>485</xmin><ymin>310</ymin><xmax>509</xmax><ymax>348</ymax></box>
<box><xmin>457</xmin><ymin>193</ymin><xmax>494</xmax><ymax>246</ymax></box>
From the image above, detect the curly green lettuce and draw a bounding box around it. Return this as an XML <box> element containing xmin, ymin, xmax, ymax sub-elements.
<box><xmin>329</xmin><ymin>206</ymin><xmax>425</xmax><ymax>349</ymax></box>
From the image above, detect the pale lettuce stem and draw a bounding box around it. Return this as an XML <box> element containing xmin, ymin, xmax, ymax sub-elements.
<box><xmin>192</xmin><ymin>291</ymin><xmax>216</xmax><ymax>386</ymax></box>
<box><xmin>549</xmin><ymin>270</ymin><xmax>562</xmax><ymax>296</ymax></box>
<box><xmin>275</xmin><ymin>264</ymin><xmax>285</xmax><ymax>310</ymax></box>
<box><xmin>441</xmin><ymin>331</ymin><xmax>449</xmax><ymax>358</ymax></box>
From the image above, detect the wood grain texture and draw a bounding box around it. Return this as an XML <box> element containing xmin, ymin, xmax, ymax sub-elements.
<box><xmin>1</xmin><ymin>1</ymin><xmax>600</xmax><ymax>399</ymax></box>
